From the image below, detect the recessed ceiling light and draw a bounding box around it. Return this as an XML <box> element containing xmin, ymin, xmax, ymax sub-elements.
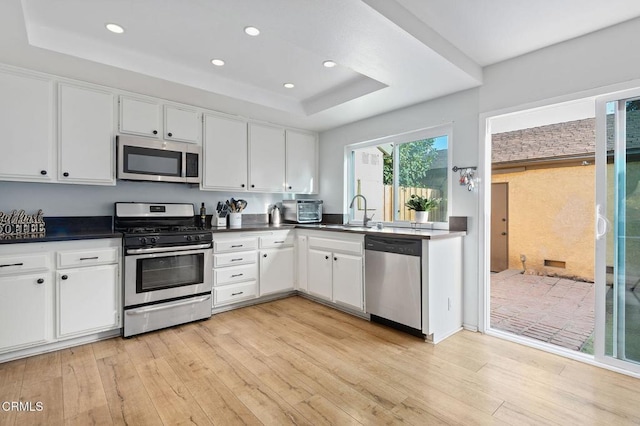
<box><xmin>105</xmin><ymin>23</ymin><xmax>124</xmax><ymax>34</ymax></box>
<box><xmin>244</xmin><ymin>26</ymin><xmax>260</xmax><ymax>36</ymax></box>
<box><xmin>210</xmin><ymin>58</ymin><xmax>225</xmax><ymax>67</ymax></box>
<box><xmin>323</xmin><ymin>60</ymin><xmax>337</xmax><ymax>68</ymax></box>
<box><xmin>283</xmin><ymin>83</ymin><xmax>295</xmax><ymax>89</ymax></box>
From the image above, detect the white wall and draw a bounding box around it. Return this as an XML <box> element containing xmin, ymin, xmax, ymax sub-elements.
<box><xmin>319</xmin><ymin>88</ymin><xmax>480</xmax><ymax>328</ymax></box>
<box><xmin>480</xmin><ymin>17</ymin><xmax>640</xmax><ymax>114</ymax></box>
<box><xmin>0</xmin><ymin>181</ymin><xmax>285</xmax><ymax>217</ymax></box>
<box><xmin>318</xmin><ymin>16</ymin><xmax>640</xmax><ymax>331</ymax></box>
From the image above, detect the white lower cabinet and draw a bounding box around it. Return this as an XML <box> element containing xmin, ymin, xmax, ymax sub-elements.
<box><xmin>259</xmin><ymin>231</ymin><xmax>295</xmax><ymax>296</ymax></box>
<box><xmin>0</xmin><ymin>238</ymin><xmax>121</xmax><ymax>357</ymax></box>
<box><xmin>332</xmin><ymin>252</ymin><xmax>363</xmax><ymax>310</ymax></box>
<box><xmin>0</xmin><ymin>272</ymin><xmax>51</xmax><ymax>351</ymax></box>
<box><xmin>213</xmin><ymin>231</ymin><xmax>296</xmax><ymax>307</ymax></box>
<box><xmin>307</xmin><ymin>249</ymin><xmax>333</xmax><ymax>300</ymax></box>
<box><xmin>260</xmin><ymin>246</ymin><xmax>295</xmax><ymax>296</ymax></box>
<box><xmin>55</xmin><ymin>240</ymin><xmax>120</xmax><ymax>339</ymax></box>
<box><xmin>57</xmin><ymin>264</ymin><xmax>119</xmax><ymax>337</ymax></box>
<box><xmin>305</xmin><ymin>232</ymin><xmax>364</xmax><ymax>312</ymax></box>
<box><xmin>212</xmin><ymin>235</ymin><xmax>259</xmax><ymax>307</ymax></box>
<box><xmin>296</xmin><ymin>234</ymin><xmax>309</xmax><ymax>293</ymax></box>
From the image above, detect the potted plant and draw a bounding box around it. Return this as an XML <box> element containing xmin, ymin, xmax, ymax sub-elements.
<box><xmin>405</xmin><ymin>194</ymin><xmax>441</xmax><ymax>223</ymax></box>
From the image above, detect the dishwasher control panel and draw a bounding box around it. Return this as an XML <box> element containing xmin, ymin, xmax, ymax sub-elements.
<box><xmin>364</xmin><ymin>236</ymin><xmax>422</xmax><ymax>256</ymax></box>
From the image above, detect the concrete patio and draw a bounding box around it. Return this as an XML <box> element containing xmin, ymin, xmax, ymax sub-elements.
<box><xmin>490</xmin><ymin>269</ymin><xmax>595</xmax><ymax>352</ymax></box>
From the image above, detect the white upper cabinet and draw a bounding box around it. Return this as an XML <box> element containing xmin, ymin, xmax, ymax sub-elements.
<box><xmin>58</xmin><ymin>83</ymin><xmax>115</xmax><ymax>185</ymax></box>
<box><xmin>202</xmin><ymin>113</ymin><xmax>248</xmax><ymax>191</ymax></box>
<box><xmin>0</xmin><ymin>69</ymin><xmax>54</xmax><ymax>181</ymax></box>
<box><xmin>248</xmin><ymin>122</ymin><xmax>285</xmax><ymax>192</ymax></box>
<box><xmin>164</xmin><ymin>105</ymin><xmax>199</xmax><ymax>143</ymax></box>
<box><xmin>119</xmin><ymin>95</ymin><xmax>200</xmax><ymax>143</ymax></box>
<box><xmin>285</xmin><ymin>129</ymin><xmax>318</xmax><ymax>194</ymax></box>
<box><xmin>119</xmin><ymin>95</ymin><xmax>162</xmax><ymax>138</ymax></box>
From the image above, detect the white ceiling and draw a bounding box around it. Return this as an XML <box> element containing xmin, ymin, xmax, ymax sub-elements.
<box><xmin>12</xmin><ymin>1</ymin><xmax>640</xmax><ymax>131</ymax></box>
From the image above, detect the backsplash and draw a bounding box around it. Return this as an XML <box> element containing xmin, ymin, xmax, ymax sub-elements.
<box><xmin>0</xmin><ymin>180</ymin><xmax>299</xmax><ymax>217</ymax></box>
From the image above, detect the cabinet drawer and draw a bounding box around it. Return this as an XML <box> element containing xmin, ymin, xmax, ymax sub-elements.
<box><xmin>213</xmin><ymin>251</ymin><xmax>257</xmax><ymax>267</ymax></box>
<box><xmin>214</xmin><ymin>264</ymin><xmax>258</xmax><ymax>286</ymax></box>
<box><xmin>213</xmin><ymin>238</ymin><xmax>258</xmax><ymax>253</ymax></box>
<box><xmin>57</xmin><ymin>247</ymin><xmax>118</xmax><ymax>268</ymax></box>
<box><xmin>308</xmin><ymin>237</ymin><xmax>362</xmax><ymax>255</ymax></box>
<box><xmin>214</xmin><ymin>281</ymin><xmax>257</xmax><ymax>306</ymax></box>
<box><xmin>0</xmin><ymin>254</ymin><xmax>50</xmax><ymax>275</ymax></box>
<box><xmin>260</xmin><ymin>233</ymin><xmax>294</xmax><ymax>248</ymax></box>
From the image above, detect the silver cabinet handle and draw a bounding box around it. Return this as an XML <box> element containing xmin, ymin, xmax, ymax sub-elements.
<box><xmin>231</xmin><ymin>273</ymin><xmax>244</xmax><ymax>278</ymax></box>
<box><xmin>274</xmin><ymin>241</ymin><xmax>285</xmax><ymax>244</ymax></box>
<box><xmin>0</xmin><ymin>262</ymin><xmax>23</xmax><ymax>268</ymax></box>
<box><xmin>230</xmin><ymin>258</ymin><xmax>243</xmax><ymax>262</ymax></box>
<box><xmin>231</xmin><ymin>291</ymin><xmax>244</xmax><ymax>296</ymax></box>
<box><xmin>126</xmin><ymin>295</ymin><xmax>211</xmax><ymax>315</ymax></box>
<box><xmin>80</xmin><ymin>256</ymin><xmax>99</xmax><ymax>261</ymax></box>
<box><xmin>231</xmin><ymin>244</ymin><xmax>244</xmax><ymax>248</ymax></box>
<box><xmin>127</xmin><ymin>243</ymin><xmax>211</xmax><ymax>255</ymax></box>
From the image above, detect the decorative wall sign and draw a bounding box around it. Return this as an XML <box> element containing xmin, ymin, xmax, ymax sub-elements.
<box><xmin>0</xmin><ymin>209</ymin><xmax>46</xmax><ymax>238</ymax></box>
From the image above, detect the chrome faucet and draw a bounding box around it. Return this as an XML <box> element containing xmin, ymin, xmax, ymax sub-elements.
<box><xmin>349</xmin><ymin>194</ymin><xmax>373</xmax><ymax>227</ymax></box>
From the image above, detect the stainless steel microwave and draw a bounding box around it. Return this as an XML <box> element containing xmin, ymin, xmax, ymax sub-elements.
<box><xmin>282</xmin><ymin>200</ymin><xmax>323</xmax><ymax>223</ymax></box>
<box><xmin>117</xmin><ymin>135</ymin><xmax>200</xmax><ymax>184</ymax></box>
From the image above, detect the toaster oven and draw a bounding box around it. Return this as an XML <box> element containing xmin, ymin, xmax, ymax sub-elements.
<box><xmin>282</xmin><ymin>200</ymin><xmax>322</xmax><ymax>223</ymax></box>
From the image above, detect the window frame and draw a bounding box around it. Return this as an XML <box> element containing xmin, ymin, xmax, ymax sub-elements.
<box><xmin>344</xmin><ymin>124</ymin><xmax>453</xmax><ymax>229</ymax></box>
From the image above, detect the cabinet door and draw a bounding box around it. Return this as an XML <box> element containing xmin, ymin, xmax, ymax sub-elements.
<box><xmin>332</xmin><ymin>252</ymin><xmax>363</xmax><ymax>311</ymax></box>
<box><xmin>248</xmin><ymin>123</ymin><xmax>285</xmax><ymax>192</ymax></box>
<box><xmin>285</xmin><ymin>130</ymin><xmax>317</xmax><ymax>194</ymax></box>
<box><xmin>58</xmin><ymin>83</ymin><xmax>115</xmax><ymax>184</ymax></box>
<box><xmin>202</xmin><ymin>113</ymin><xmax>247</xmax><ymax>190</ymax></box>
<box><xmin>119</xmin><ymin>96</ymin><xmax>161</xmax><ymax>137</ymax></box>
<box><xmin>307</xmin><ymin>249</ymin><xmax>332</xmax><ymax>300</ymax></box>
<box><xmin>0</xmin><ymin>273</ymin><xmax>49</xmax><ymax>351</ymax></box>
<box><xmin>0</xmin><ymin>70</ymin><xmax>53</xmax><ymax>181</ymax></box>
<box><xmin>296</xmin><ymin>235</ymin><xmax>308</xmax><ymax>292</ymax></box>
<box><xmin>57</xmin><ymin>264</ymin><xmax>119</xmax><ymax>337</ymax></box>
<box><xmin>259</xmin><ymin>247</ymin><xmax>295</xmax><ymax>296</ymax></box>
<box><xmin>164</xmin><ymin>105</ymin><xmax>199</xmax><ymax>143</ymax></box>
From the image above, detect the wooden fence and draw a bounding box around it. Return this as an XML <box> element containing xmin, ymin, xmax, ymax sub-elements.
<box><xmin>383</xmin><ymin>186</ymin><xmax>445</xmax><ymax>222</ymax></box>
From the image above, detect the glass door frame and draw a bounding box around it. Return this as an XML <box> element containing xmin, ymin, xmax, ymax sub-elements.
<box><xmin>595</xmin><ymin>87</ymin><xmax>640</xmax><ymax>373</ymax></box>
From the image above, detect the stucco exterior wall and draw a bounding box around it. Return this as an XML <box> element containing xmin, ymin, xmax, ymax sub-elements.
<box><xmin>492</xmin><ymin>165</ymin><xmax>595</xmax><ymax>281</ymax></box>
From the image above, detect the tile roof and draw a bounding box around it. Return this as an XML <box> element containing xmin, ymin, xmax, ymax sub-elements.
<box><xmin>492</xmin><ymin>110</ymin><xmax>640</xmax><ymax>165</ymax></box>
<box><xmin>492</xmin><ymin>118</ymin><xmax>595</xmax><ymax>164</ymax></box>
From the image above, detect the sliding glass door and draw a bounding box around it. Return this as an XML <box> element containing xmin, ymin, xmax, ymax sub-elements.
<box><xmin>595</xmin><ymin>90</ymin><xmax>640</xmax><ymax>372</ymax></box>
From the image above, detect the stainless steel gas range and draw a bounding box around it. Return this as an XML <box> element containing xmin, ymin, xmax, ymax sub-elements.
<box><xmin>115</xmin><ymin>202</ymin><xmax>212</xmax><ymax>337</ymax></box>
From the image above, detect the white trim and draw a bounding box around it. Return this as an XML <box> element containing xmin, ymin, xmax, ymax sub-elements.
<box><xmin>344</xmin><ymin>123</ymin><xmax>453</xmax><ymax>228</ymax></box>
<box><xmin>593</xmin><ymin>86</ymin><xmax>640</xmax><ymax>374</ymax></box>
<box><xmin>479</xmin><ymin>78</ymin><xmax>640</xmax><ymax>373</ymax></box>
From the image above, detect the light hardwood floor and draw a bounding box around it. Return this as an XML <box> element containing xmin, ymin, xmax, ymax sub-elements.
<box><xmin>1</xmin><ymin>296</ymin><xmax>640</xmax><ymax>425</ymax></box>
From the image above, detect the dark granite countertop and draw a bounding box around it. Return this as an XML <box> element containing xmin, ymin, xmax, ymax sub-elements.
<box><xmin>0</xmin><ymin>215</ymin><xmax>467</xmax><ymax>243</ymax></box>
<box><xmin>0</xmin><ymin>216</ymin><xmax>121</xmax><ymax>244</ymax></box>
<box><xmin>210</xmin><ymin>223</ymin><xmax>296</xmax><ymax>233</ymax></box>
<box><xmin>294</xmin><ymin>224</ymin><xmax>466</xmax><ymax>240</ymax></box>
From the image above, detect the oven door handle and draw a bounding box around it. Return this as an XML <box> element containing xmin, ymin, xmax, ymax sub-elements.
<box><xmin>126</xmin><ymin>295</ymin><xmax>211</xmax><ymax>315</ymax></box>
<box><xmin>126</xmin><ymin>243</ymin><xmax>212</xmax><ymax>255</ymax></box>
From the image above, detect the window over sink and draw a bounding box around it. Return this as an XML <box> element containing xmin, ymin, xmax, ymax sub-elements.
<box><xmin>346</xmin><ymin>124</ymin><xmax>451</xmax><ymax>226</ymax></box>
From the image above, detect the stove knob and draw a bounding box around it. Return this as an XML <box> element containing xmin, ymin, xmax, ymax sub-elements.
<box><xmin>186</xmin><ymin>235</ymin><xmax>193</xmax><ymax>241</ymax></box>
<box><xmin>139</xmin><ymin>237</ymin><xmax>147</xmax><ymax>245</ymax></box>
<box><xmin>194</xmin><ymin>235</ymin><xmax>201</xmax><ymax>241</ymax></box>
<box><xmin>150</xmin><ymin>237</ymin><xmax>158</xmax><ymax>244</ymax></box>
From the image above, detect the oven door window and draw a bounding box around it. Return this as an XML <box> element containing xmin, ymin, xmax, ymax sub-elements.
<box><xmin>136</xmin><ymin>252</ymin><xmax>204</xmax><ymax>292</ymax></box>
<box><xmin>124</xmin><ymin>145</ymin><xmax>182</xmax><ymax>177</ymax></box>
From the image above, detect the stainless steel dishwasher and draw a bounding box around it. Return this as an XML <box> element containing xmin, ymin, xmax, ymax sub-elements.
<box><xmin>365</xmin><ymin>235</ymin><xmax>423</xmax><ymax>336</ymax></box>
